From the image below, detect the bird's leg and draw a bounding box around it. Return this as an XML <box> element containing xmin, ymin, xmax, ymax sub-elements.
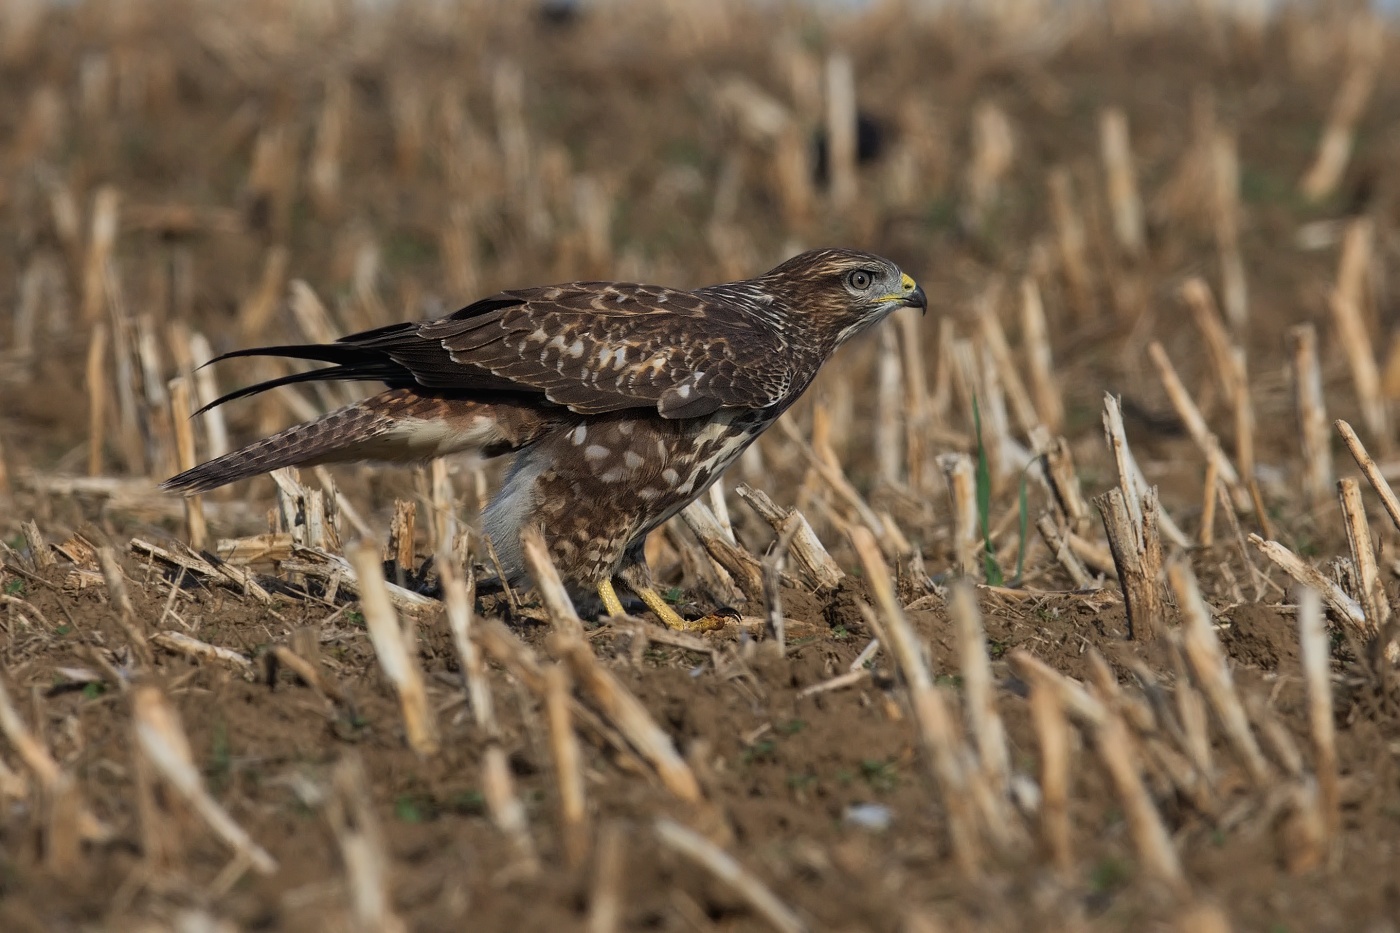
<box><xmin>632</xmin><ymin>585</ymin><xmax>707</xmax><ymax>631</ymax></box>
<box><xmin>616</xmin><ymin>547</ymin><xmax>730</xmax><ymax>633</ymax></box>
<box><xmin>596</xmin><ymin>578</ymin><xmax>627</xmax><ymax>618</ymax></box>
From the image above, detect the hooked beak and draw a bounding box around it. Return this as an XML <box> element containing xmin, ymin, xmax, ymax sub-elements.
<box><xmin>876</xmin><ymin>273</ymin><xmax>927</xmax><ymax>314</ymax></box>
<box><xmin>905</xmin><ymin>283</ymin><xmax>927</xmax><ymax>315</ymax></box>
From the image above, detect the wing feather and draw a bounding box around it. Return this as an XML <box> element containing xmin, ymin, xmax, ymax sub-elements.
<box><xmin>202</xmin><ymin>282</ymin><xmax>802</xmax><ymax>418</ymax></box>
<box><xmin>395</xmin><ymin>283</ymin><xmax>796</xmax><ymax>416</ymax></box>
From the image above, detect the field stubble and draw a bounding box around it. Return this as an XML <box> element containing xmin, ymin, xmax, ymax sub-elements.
<box><xmin>1</xmin><ymin>1</ymin><xmax>1400</xmax><ymax>931</ymax></box>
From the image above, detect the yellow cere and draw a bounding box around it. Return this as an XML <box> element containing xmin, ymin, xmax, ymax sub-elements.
<box><xmin>877</xmin><ymin>272</ymin><xmax>919</xmax><ymax>303</ymax></box>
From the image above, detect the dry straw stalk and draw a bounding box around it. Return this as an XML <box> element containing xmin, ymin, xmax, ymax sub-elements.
<box><xmin>655</xmin><ymin>818</ymin><xmax>808</xmax><ymax>933</ymax></box>
<box><xmin>347</xmin><ymin>540</ymin><xmax>440</xmax><ymax>756</ymax></box>
<box><xmin>850</xmin><ymin>526</ymin><xmax>984</xmax><ymax>875</ymax></box>
<box><xmin>1095</xmin><ymin>487</ymin><xmax>1166</xmax><ymax>641</ymax></box>
<box><xmin>554</xmin><ymin>637</ymin><xmax>702</xmax><ymax>803</ymax></box>
<box><xmin>1168</xmin><ymin>559</ymin><xmax>1272</xmax><ymax>787</ymax></box>
<box><xmin>132</xmin><ymin>685</ymin><xmax>277</xmax><ymax>875</ymax></box>
<box><xmin>1296</xmin><ymin>587</ymin><xmax>1340</xmax><ymax>849</ymax></box>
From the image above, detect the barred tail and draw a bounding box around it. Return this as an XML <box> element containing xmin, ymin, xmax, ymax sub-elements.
<box><xmin>162</xmin><ymin>403</ymin><xmax>396</xmax><ymax>494</ymax></box>
<box><xmin>163</xmin><ymin>389</ymin><xmax>555</xmax><ymax>495</ymax></box>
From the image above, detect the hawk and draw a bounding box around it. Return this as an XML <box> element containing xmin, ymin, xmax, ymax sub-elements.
<box><xmin>165</xmin><ymin>248</ymin><xmax>926</xmax><ymax>629</ymax></box>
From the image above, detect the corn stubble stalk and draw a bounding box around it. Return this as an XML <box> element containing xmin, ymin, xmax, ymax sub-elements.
<box><xmin>99</xmin><ymin>546</ymin><xmax>153</xmax><ymax>665</ymax></box>
<box><xmin>517</xmin><ymin>528</ymin><xmax>580</xmax><ymax>638</ymax></box>
<box><xmin>655</xmin><ymin>818</ymin><xmax>808</xmax><ymax>933</ymax></box>
<box><xmin>938</xmin><ymin>452</ymin><xmax>980</xmax><ymax>578</ymax></box>
<box><xmin>545</xmin><ymin>664</ymin><xmax>588</xmax><ymax>869</ymax></box>
<box><xmin>1290</xmin><ymin>326</ymin><xmax>1333</xmax><ymax>508</ymax></box>
<box><xmin>1094</xmin><ymin>487</ymin><xmax>1165</xmax><ymax>641</ymax></box>
<box><xmin>326</xmin><ymin>754</ymin><xmax>407</xmax><ymax>933</ymax></box>
<box><xmin>1020</xmin><ymin>278</ymin><xmax>1065</xmax><ymax>433</ymax></box>
<box><xmin>875</xmin><ymin>326</ymin><xmax>904</xmax><ymax>488</ymax></box>
<box><xmin>1147</xmin><ymin>342</ymin><xmax>1244</xmax><ymax>502</ymax></box>
<box><xmin>1336</xmin><ymin>478</ymin><xmax>1389</xmax><ymax>637</ymax></box>
<box><xmin>1296</xmin><ymin>587</ymin><xmax>1339</xmax><ymax>856</ymax></box>
<box><xmin>167</xmin><ymin>377</ymin><xmax>206</xmax><ymax>550</ymax></box>
<box><xmin>1048</xmin><ymin>167</ymin><xmax>1093</xmax><ymax>318</ymax></box>
<box><xmin>1099</xmin><ymin>107</ymin><xmax>1146</xmax><ymax>258</ymax></box>
<box><xmin>1330</xmin><ymin>220</ymin><xmax>1389</xmax><ymax>451</ymax></box>
<box><xmin>1300</xmin><ymin>17</ymin><xmax>1380</xmax><ymax>202</ymax></box>
<box><xmin>849</xmin><ymin>526</ymin><xmax>985</xmax><ymax>876</ymax></box>
<box><xmin>553</xmin><ymin>637</ymin><xmax>702</xmax><ymax>803</ymax></box>
<box><xmin>85</xmin><ymin>322</ymin><xmax>109</xmax><ymax>476</ymax></box>
<box><xmin>965</xmin><ymin>101</ymin><xmax>1014</xmax><ymax>238</ymax></box>
<box><xmin>237</xmin><ymin>246</ymin><xmax>289</xmax><ymax>339</ymax></box>
<box><xmin>1336</xmin><ymin>419</ymin><xmax>1400</xmax><ymax>535</ymax></box>
<box><xmin>0</xmin><ymin>671</ymin><xmax>110</xmax><ymax>872</ymax></box>
<box><xmin>733</xmin><ymin>484</ymin><xmax>843</xmax><ymax>590</ymax></box>
<box><xmin>439</xmin><ymin>555</ymin><xmax>496</xmax><ymax>736</ymax></box>
<box><xmin>132</xmin><ymin>685</ymin><xmax>277</xmax><ymax>876</ymax></box>
<box><xmin>1179</xmin><ymin>278</ymin><xmax>1240</xmax><ymax>405</ymax></box>
<box><xmin>1025</xmin><ymin>660</ymin><xmax>1073</xmax><ymax>874</ymax></box>
<box><xmin>1103</xmin><ymin>393</ymin><xmax>1190</xmax><ymax>548</ymax></box>
<box><xmin>347</xmin><ymin>540</ymin><xmax>440</xmax><ymax>756</ymax></box>
<box><xmin>761</xmin><ymin>516</ymin><xmax>799</xmax><ymax>655</ymax></box>
<box><xmin>151</xmin><ymin>631</ymin><xmax>255</xmax><ymax>677</ymax></box>
<box><xmin>681</xmin><ymin>499</ymin><xmax>764</xmax><ymax>601</ymax></box>
<box><xmin>1210</xmin><ymin>132</ymin><xmax>1248</xmax><ymax>329</ymax></box>
<box><xmin>589</xmin><ymin>822</ymin><xmax>626</xmax><ymax>933</ymax></box>
<box><xmin>1009</xmin><ymin>650</ymin><xmax>1185</xmax><ymax>892</ymax></box>
<box><xmin>1248</xmin><ymin>534</ymin><xmax>1366</xmax><ymax>630</ymax></box>
<box><xmin>1036</xmin><ymin>512</ymin><xmax>1094</xmax><ymax>589</ymax></box>
<box><xmin>386</xmin><ymin>498</ymin><xmax>416</xmax><ymax>576</ymax></box>
<box><xmin>1167</xmin><ymin>559</ymin><xmax>1272</xmax><ymax>787</ymax></box>
<box><xmin>483</xmin><ymin>743</ymin><xmax>541</xmax><ymax>879</ymax></box>
<box><xmin>951</xmin><ymin>583</ymin><xmax>1009</xmax><ymax>800</ymax></box>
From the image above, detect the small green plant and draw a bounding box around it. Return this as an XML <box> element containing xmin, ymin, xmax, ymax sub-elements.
<box><xmin>973</xmin><ymin>397</ymin><xmax>1000</xmax><ymax>585</ymax></box>
<box><xmin>664</xmin><ymin>586</ymin><xmax>684</xmax><ymax>603</ymax></box>
<box><xmin>345</xmin><ymin>610</ymin><xmax>364</xmax><ymax>625</ymax></box>
<box><xmin>1090</xmin><ymin>856</ymin><xmax>1131</xmax><ymax>893</ymax></box>
<box><xmin>3</xmin><ymin>578</ymin><xmax>24</xmax><ymax>596</ymax></box>
<box><xmin>395</xmin><ymin>795</ymin><xmax>427</xmax><ymax>823</ymax></box>
<box><xmin>787</xmin><ymin>772</ymin><xmax>818</xmax><ymax>791</ymax></box>
<box><xmin>741</xmin><ymin>739</ymin><xmax>778</xmax><ymax>765</ymax></box>
<box><xmin>859</xmin><ymin>758</ymin><xmax>899</xmax><ymax>792</ymax></box>
<box><xmin>81</xmin><ymin>681</ymin><xmax>105</xmax><ymax>700</ymax></box>
<box><xmin>449</xmin><ymin>790</ymin><xmax>486</xmax><ymax>815</ymax></box>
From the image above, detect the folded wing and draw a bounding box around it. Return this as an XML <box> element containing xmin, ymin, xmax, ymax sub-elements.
<box><xmin>205</xmin><ymin>282</ymin><xmax>796</xmax><ymax>419</ymax></box>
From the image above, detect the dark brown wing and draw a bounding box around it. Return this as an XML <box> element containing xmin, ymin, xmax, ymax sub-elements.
<box><xmin>417</xmin><ymin>283</ymin><xmax>799</xmax><ymax>417</ymax></box>
<box><xmin>209</xmin><ymin>282</ymin><xmax>802</xmax><ymax>419</ymax></box>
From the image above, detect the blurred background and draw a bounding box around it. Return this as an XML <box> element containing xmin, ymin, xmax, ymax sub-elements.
<box><xmin>0</xmin><ymin>0</ymin><xmax>1396</xmax><ymax>542</ymax></box>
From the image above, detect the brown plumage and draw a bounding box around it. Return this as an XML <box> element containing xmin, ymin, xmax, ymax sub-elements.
<box><xmin>165</xmin><ymin>248</ymin><xmax>926</xmax><ymax>629</ymax></box>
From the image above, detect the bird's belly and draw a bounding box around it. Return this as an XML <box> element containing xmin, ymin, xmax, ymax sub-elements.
<box><xmin>523</xmin><ymin>411</ymin><xmax>772</xmax><ymax>584</ymax></box>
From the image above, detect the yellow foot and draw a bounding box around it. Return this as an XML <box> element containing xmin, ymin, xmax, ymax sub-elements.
<box><xmin>632</xmin><ymin>585</ymin><xmax>736</xmax><ymax>634</ymax></box>
<box><xmin>596</xmin><ymin>579</ymin><xmax>627</xmax><ymax>617</ymax></box>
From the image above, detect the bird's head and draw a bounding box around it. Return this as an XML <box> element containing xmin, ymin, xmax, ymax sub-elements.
<box><xmin>758</xmin><ymin>248</ymin><xmax>926</xmax><ymax>348</ymax></box>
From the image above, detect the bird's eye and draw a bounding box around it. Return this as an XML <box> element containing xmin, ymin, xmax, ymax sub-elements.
<box><xmin>846</xmin><ymin>269</ymin><xmax>874</xmax><ymax>291</ymax></box>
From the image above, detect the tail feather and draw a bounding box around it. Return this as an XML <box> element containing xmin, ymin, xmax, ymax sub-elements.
<box><xmin>163</xmin><ymin>403</ymin><xmax>395</xmax><ymax>494</ymax></box>
<box><xmin>164</xmin><ymin>390</ymin><xmax>559</xmax><ymax>495</ymax></box>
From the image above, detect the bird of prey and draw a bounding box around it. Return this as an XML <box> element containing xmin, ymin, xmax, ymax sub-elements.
<box><xmin>165</xmin><ymin>248</ymin><xmax>926</xmax><ymax>630</ymax></box>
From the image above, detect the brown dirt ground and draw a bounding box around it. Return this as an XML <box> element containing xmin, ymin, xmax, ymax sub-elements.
<box><xmin>3</xmin><ymin>3</ymin><xmax>1400</xmax><ymax>932</ymax></box>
